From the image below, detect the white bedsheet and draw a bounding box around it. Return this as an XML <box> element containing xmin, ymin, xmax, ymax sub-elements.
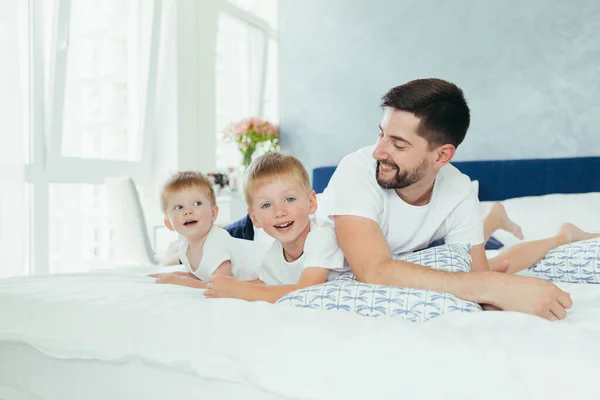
<box><xmin>1</xmin><ymin>269</ymin><xmax>600</xmax><ymax>400</ymax></box>
<box><xmin>0</xmin><ymin>341</ymin><xmax>282</xmax><ymax>400</ymax></box>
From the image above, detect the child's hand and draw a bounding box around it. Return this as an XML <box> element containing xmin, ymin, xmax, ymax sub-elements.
<box><xmin>204</xmin><ymin>276</ymin><xmax>240</xmax><ymax>299</ymax></box>
<box><xmin>155</xmin><ymin>273</ymin><xmax>185</xmax><ymax>285</ymax></box>
<box><xmin>155</xmin><ymin>273</ymin><xmax>208</xmax><ymax>289</ymax></box>
<box><xmin>148</xmin><ymin>271</ymin><xmax>195</xmax><ymax>279</ymax></box>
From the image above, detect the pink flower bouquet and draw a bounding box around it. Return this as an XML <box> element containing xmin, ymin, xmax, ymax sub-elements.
<box><xmin>223</xmin><ymin>118</ymin><xmax>279</xmax><ymax>168</ymax></box>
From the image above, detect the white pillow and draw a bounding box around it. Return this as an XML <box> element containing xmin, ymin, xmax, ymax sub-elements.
<box><xmin>481</xmin><ymin>192</ymin><xmax>600</xmax><ymax>249</ymax></box>
<box><xmin>529</xmin><ymin>238</ymin><xmax>600</xmax><ymax>284</ymax></box>
<box><xmin>471</xmin><ymin>180</ymin><xmax>479</xmax><ymax>196</ymax></box>
<box><xmin>276</xmin><ymin>243</ymin><xmax>482</xmax><ymax>322</ymax></box>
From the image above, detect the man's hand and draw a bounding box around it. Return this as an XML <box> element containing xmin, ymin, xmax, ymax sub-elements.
<box><xmin>487</xmin><ymin>273</ymin><xmax>572</xmax><ymax>320</ymax></box>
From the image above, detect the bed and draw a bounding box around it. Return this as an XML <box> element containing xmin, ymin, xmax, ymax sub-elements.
<box><xmin>1</xmin><ymin>156</ymin><xmax>600</xmax><ymax>400</ymax></box>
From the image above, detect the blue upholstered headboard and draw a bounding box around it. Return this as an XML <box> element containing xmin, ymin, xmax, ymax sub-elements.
<box><xmin>313</xmin><ymin>156</ymin><xmax>600</xmax><ymax>201</ymax></box>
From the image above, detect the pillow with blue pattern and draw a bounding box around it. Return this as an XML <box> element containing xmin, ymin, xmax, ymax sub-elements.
<box><xmin>529</xmin><ymin>237</ymin><xmax>600</xmax><ymax>284</ymax></box>
<box><xmin>276</xmin><ymin>243</ymin><xmax>482</xmax><ymax>322</ymax></box>
<box><xmin>428</xmin><ymin>237</ymin><xmax>504</xmax><ymax>250</ymax></box>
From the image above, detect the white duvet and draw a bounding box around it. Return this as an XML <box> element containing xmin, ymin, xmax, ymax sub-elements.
<box><xmin>1</xmin><ymin>268</ymin><xmax>600</xmax><ymax>400</ymax></box>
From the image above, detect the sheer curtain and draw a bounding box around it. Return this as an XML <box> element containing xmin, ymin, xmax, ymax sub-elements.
<box><xmin>0</xmin><ymin>0</ymin><xmax>164</xmax><ymax>277</ymax></box>
<box><xmin>0</xmin><ymin>0</ymin><xmax>30</xmax><ymax>277</ymax></box>
<box><xmin>45</xmin><ymin>0</ymin><xmax>162</xmax><ymax>273</ymax></box>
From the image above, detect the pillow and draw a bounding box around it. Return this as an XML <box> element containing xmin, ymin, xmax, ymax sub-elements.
<box><xmin>529</xmin><ymin>238</ymin><xmax>600</xmax><ymax>284</ymax></box>
<box><xmin>276</xmin><ymin>243</ymin><xmax>482</xmax><ymax>322</ymax></box>
<box><xmin>471</xmin><ymin>179</ymin><xmax>479</xmax><ymax>196</ymax></box>
<box><xmin>428</xmin><ymin>237</ymin><xmax>504</xmax><ymax>251</ymax></box>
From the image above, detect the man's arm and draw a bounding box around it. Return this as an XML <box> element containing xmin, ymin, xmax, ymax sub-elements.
<box><xmin>334</xmin><ymin>215</ymin><xmax>573</xmax><ymax>320</ymax></box>
<box><xmin>204</xmin><ymin>268</ymin><xmax>329</xmax><ymax>303</ymax></box>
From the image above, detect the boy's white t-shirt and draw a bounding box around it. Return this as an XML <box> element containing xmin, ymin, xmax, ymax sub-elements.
<box><xmin>316</xmin><ymin>145</ymin><xmax>484</xmax><ymax>257</ymax></box>
<box><xmin>258</xmin><ymin>218</ymin><xmax>347</xmax><ymax>285</ymax></box>
<box><xmin>179</xmin><ymin>225</ymin><xmax>260</xmax><ymax>281</ymax></box>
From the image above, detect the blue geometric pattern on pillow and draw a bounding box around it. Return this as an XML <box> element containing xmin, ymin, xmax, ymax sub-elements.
<box><xmin>276</xmin><ymin>243</ymin><xmax>482</xmax><ymax>322</ymax></box>
<box><xmin>529</xmin><ymin>238</ymin><xmax>600</xmax><ymax>284</ymax></box>
<box><xmin>428</xmin><ymin>237</ymin><xmax>503</xmax><ymax>250</ymax></box>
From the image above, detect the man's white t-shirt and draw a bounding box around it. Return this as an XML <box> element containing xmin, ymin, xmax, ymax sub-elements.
<box><xmin>179</xmin><ymin>225</ymin><xmax>260</xmax><ymax>281</ymax></box>
<box><xmin>258</xmin><ymin>218</ymin><xmax>347</xmax><ymax>285</ymax></box>
<box><xmin>316</xmin><ymin>145</ymin><xmax>484</xmax><ymax>257</ymax></box>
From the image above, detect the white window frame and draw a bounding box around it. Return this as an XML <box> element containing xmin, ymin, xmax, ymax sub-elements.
<box><xmin>220</xmin><ymin>1</ymin><xmax>277</xmax><ymax>120</ymax></box>
<box><xmin>176</xmin><ymin>0</ymin><xmax>277</xmax><ymax>174</ymax></box>
<box><xmin>24</xmin><ymin>0</ymin><xmax>162</xmax><ymax>274</ymax></box>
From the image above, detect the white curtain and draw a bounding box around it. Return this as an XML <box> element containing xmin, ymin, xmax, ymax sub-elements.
<box><xmin>0</xmin><ymin>0</ymin><xmax>166</xmax><ymax>276</ymax></box>
<box><xmin>0</xmin><ymin>0</ymin><xmax>29</xmax><ymax>277</ymax></box>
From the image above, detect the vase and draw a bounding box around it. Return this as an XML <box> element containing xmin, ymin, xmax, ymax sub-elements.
<box><xmin>242</xmin><ymin>151</ymin><xmax>253</xmax><ymax>169</ymax></box>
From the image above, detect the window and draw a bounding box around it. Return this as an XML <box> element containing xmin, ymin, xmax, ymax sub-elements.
<box><xmin>60</xmin><ymin>0</ymin><xmax>142</xmax><ymax>161</ymax></box>
<box><xmin>49</xmin><ymin>184</ymin><xmax>111</xmax><ymax>273</ymax></box>
<box><xmin>0</xmin><ymin>0</ymin><xmax>160</xmax><ymax>276</ymax></box>
<box><xmin>0</xmin><ymin>0</ymin><xmax>30</xmax><ymax>277</ymax></box>
<box><xmin>227</xmin><ymin>0</ymin><xmax>278</xmax><ymax>28</ymax></box>
<box><xmin>214</xmin><ymin>0</ymin><xmax>278</xmax><ymax>170</ymax></box>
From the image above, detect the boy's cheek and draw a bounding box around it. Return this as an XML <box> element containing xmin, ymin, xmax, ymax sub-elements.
<box><xmin>258</xmin><ymin>216</ymin><xmax>271</xmax><ymax>229</ymax></box>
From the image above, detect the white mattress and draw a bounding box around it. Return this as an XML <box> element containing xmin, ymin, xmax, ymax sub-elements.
<box><xmin>0</xmin><ymin>342</ymin><xmax>280</xmax><ymax>400</ymax></box>
<box><xmin>1</xmin><ymin>267</ymin><xmax>600</xmax><ymax>400</ymax></box>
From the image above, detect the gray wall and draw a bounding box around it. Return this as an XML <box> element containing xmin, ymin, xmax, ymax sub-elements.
<box><xmin>279</xmin><ymin>0</ymin><xmax>600</xmax><ymax>174</ymax></box>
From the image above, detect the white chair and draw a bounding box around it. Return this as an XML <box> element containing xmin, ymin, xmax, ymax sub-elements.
<box><xmin>104</xmin><ymin>177</ymin><xmax>157</xmax><ymax>266</ymax></box>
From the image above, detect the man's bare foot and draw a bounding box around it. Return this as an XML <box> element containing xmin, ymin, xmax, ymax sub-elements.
<box><xmin>489</xmin><ymin>202</ymin><xmax>524</xmax><ymax>240</ymax></box>
<box><xmin>558</xmin><ymin>223</ymin><xmax>600</xmax><ymax>245</ymax></box>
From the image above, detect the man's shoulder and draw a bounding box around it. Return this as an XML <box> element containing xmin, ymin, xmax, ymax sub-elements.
<box><xmin>330</xmin><ymin>145</ymin><xmax>380</xmax><ymax>188</ymax></box>
<box><xmin>338</xmin><ymin>145</ymin><xmax>377</xmax><ymax>169</ymax></box>
<box><xmin>438</xmin><ymin>163</ymin><xmax>473</xmax><ymax>195</ymax></box>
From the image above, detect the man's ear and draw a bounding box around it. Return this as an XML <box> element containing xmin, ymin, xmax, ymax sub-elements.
<box><xmin>433</xmin><ymin>144</ymin><xmax>456</xmax><ymax>168</ymax></box>
<box><xmin>164</xmin><ymin>219</ymin><xmax>175</xmax><ymax>231</ymax></box>
<box><xmin>308</xmin><ymin>190</ymin><xmax>318</xmax><ymax>214</ymax></box>
<box><xmin>247</xmin><ymin>209</ymin><xmax>262</xmax><ymax>228</ymax></box>
<box><xmin>211</xmin><ymin>205</ymin><xmax>219</xmax><ymax>223</ymax></box>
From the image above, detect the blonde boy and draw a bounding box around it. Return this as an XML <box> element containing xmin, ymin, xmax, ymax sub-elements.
<box><xmin>152</xmin><ymin>171</ymin><xmax>240</xmax><ymax>288</ymax></box>
<box><xmin>204</xmin><ymin>153</ymin><xmax>346</xmax><ymax>302</ymax></box>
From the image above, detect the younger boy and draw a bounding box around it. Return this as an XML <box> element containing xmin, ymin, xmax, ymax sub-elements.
<box><xmin>152</xmin><ymin>171</ymin><xmax>246</xmax><ymax>288</ymax></box>
<box><xmin>204</xmin><ymin>152</ymin><xmax>347</xmax><ymax>302</ymax></box>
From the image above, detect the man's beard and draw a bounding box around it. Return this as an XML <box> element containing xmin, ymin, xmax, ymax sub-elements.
<box><xmin>375</xmin><ymin>159</ymin><xmax>428</xmax><ymax>189</ymax></box>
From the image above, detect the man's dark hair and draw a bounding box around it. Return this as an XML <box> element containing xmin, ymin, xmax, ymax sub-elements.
<box><xmin>380</xmin><ymin>78</ymin><xmax>470</xmax><ymax>149</ymax></box>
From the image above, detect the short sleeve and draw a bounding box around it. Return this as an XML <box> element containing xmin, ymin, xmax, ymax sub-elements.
<box><xmin>257</xmin><ymin>241</ymin><xmax>285</xmax><ymax>286</ymax></box>
<box><xmin>316</xmin><ymin>147</ymin><xmax>384</xmax><ymax>224</ymax></box>
<box><xmin>443</xmin><ymin>189</ymin><xmax>485</xmax><ymax>246</ymax></box>
<box><xmin>200</xmin><ymin>227</ymin><xmax>233</xmax><ymax>277</ymax></box>
<box><xmin>302</xmin><ymin>225</ymin><xmax>345</xmax><ymax>271</ymax></box>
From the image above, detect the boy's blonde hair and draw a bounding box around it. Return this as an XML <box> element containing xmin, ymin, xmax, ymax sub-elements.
<box><xmin>244</xmin><ymin>152</ymin><xmax>312</xmax><ymax>207</ymax></box>
<box><xmin>161</xmin><ymin>171</ymin><xmax>216</xmax><ymax>214</ymax></box>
